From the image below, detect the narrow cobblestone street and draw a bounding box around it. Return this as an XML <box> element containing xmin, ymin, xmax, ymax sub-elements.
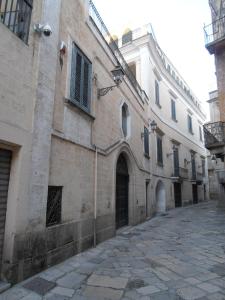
<box><xmin>1</xmin><ymin>201</ymin><xmax>225</xmax><ymax>300</ymax></box>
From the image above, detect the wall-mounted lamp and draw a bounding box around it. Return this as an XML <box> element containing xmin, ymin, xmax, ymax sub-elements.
<box><xmin>98</xmin><ymin>65</ymin><xmax>125</xmax><ymax>98</ymax></box>
<box><xmin>141</xmin><ymin>120</ymin><xmax>157</xmax><ymax>138</ymax></box>
<box><xmin>166</xmin><ymin>145</ymin><xmax>177</xmax><ymax>157</ymax></box>
<box><xmin>184</xmin><ymin>158</ymin><xmax>191</xmax><ymax>165</ymax></box>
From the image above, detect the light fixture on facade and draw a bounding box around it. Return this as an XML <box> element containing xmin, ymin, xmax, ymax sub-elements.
<box><xmin>211</xmin><ymin>154</ymin><xmax>217</xmax><ymax>164</ymax></box>
<box><xmin>141</xmin><ymin>120</ymin><xmax>158</xmax><ymax>138</ymax></box>
<box><xmin>184</xmin><ymin>158</ymin><xmax>191</xmax><ymax>165</ymax></box>
<box><xmin>166</xmin><ymin>145</ymin><xmax>176</xmax><ymax>157</ymax></box>
<box><xmin>98</xmin><ymin>65</ymin><xmax>125</xmax><ymax>98</ymax></box>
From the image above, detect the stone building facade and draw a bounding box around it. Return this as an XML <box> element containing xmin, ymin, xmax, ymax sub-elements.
<box><xmin>119</xmin><ymin>26</ymin><xmax>208</xmax><ymax>211</ymax></box>
<box><xmin>0</xmin><ymin>0</ymin><xmax>208</xmax><ymax>283</ymax></box>
<box><xmin>203</xmin><ymin>0</ymin><xmax>225</xmax><ymax>203</ymax></box>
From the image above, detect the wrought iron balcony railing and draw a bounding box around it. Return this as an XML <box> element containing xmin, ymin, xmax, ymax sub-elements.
<box><xmin>204</xmin><ymin>16</ymin><xmax>225</xmax><ymax>52</ymax></box>
<box><xmin>89</xmin><ymin>0</ymin><xmax>144</xmax><ymax>99</ymax></box>
<box><xmin>204</xmin><ymin>121</ymin><xmax>225</xmax><ymax>149</ymax></box>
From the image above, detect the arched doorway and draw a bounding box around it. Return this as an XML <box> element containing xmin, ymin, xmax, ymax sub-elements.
<box><xmin>156</xmin><ymin>180</ymin><xmax>166</xmax><ymax>213</ymax></box>
<box><xmin>116</xmin><ymin>154</ymin><xmax>129</xmax><ymax>229</ymax></box>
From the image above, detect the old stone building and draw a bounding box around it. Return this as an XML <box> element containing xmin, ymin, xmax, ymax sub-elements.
<box><xmin>203</xmin><ymin>0</ymin><xmax>225</xmax><ymax>203</ymax></box>
<box><xmin>0</xmin><ymin>0</ymin><xmax>208</xmax><ymax>283</ymax></box>
<box><xmin>118</xmin><ymin>25</ymin><xmax>208</xmax><ymax>211</ymax></box>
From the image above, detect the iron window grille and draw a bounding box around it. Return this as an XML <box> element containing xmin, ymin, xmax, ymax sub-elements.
<box><xmin>0</xmin><ymin>0</ymin><xmax>33</xmax><ymax>43</ymax></box>
<box><xmin>191</xmin><ymin>153</ymin><xmax>196</xmax><ymax>180</ymax></box>
<box><xmin>46</xmin><ymin>186</ymin><xmax>62</xmax><ymax>227</ymax></box>
<box><xmin>157</xmin><ymin>135</ymin><xmax>163</xmax><ymax>166</ymax></box>
<box><xmin>70</xmin><ymin>43</ymin><xmax>92</xmax><ymax>112</ymax></box>
<box><xmin>144</xmin><ymin>127</ymin><xmax>149</xmax><ymax>156</ymax></box>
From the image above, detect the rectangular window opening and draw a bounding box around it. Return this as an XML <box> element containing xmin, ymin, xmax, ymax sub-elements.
<box><xmin>171</xmin><ymin>99</ymin><xmax>177</xmax><ymax>121</ymax></box>
<box><xmin>157</xmin><ymin>135</ymin><xmax>163</xmax><ymax>166</ymax></box>
<box><xmin>46</xmin><ymin>186</ymin><xmax>62</xmax><ymax>227</ymax></box>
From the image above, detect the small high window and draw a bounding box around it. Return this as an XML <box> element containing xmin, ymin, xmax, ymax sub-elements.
<box><xmin>0</xmin><ymin>0</ymin><xmax>33</xmax><ymax>43</ymax></box>
<box><xmin>46</xmin><ymin>186</ymin><xmax>62</xmax><ymax>227</ymax></box>
<box><xmin>70</xmin><ymin>43</ymin><xmax>92</xmax><ymax>112</ymax></box>
<box><xmin>128</xmin><ymin>62</ymin><xmax>136</xmax><ymax>79</ymax></box>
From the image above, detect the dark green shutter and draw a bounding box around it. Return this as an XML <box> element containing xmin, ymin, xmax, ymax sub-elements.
<box><xmin>70</xmin><ymin>45</ymin><xmax>76</xmax><ymax>101</ymax></box>
<box><xmin>144</xmin><ymin>127</ymin><xmax>149</xmax><ymax>156</ymax></box>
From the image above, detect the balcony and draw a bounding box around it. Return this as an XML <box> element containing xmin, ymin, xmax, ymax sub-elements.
<box><xmin>203</xmin><ymin>122</ymin><xmax>225</xmax><ymax>150</ymax></box>
<box><xmin>204</xmin><ymin>16</ymin><xmax>225</xmax><ymax>54</ymax></box>
<box><xmin>171</xmin><ymin>167</ymin><xmax>188</xmax><ymax>182</ymax></box>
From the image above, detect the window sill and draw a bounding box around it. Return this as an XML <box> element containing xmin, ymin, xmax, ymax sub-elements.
<box><xmin>65</xmin><ymin>98</ymin><xmax>95</xmax><ymax>120</ymax></box>
<box><xmin>172</xmin><ymin>118</ymin><xmax>178</xmax><ymax>123</ymax></box>
<box><xmin>156</xmin><ymin>103</ymin><xmax>162</xmax><ymax>109</ymax></box>
<box><xmin>157</xmin><ymin>162</ymin><xmax>164</xmax><ymax>167</ymax></box>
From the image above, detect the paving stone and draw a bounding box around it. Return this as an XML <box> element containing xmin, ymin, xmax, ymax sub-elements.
<box><xmin>197</xmin><ymin>282</ymin><xmax>221</xmax><ymax>293</ymax></box>
<box><xmin>20</xmin><ymin>293</ymin><xmax>42</xmax><ymax>300</ymax></box>
<box><xmin>23</xmin><ymin>277</ymin><xmax>56</xmax><ymax>296</ymax></box>
<box><xmin>0</xmin><ymin>287</ymin><xmax>29</xmax><ymax>300</ymax></box>
<box><xmin>176</xmin><ymin>286</ymin><xmax>206</xmax><ymax>300</ymax></box>
<box><xmin>44</xmin><ymin>293</ymin><xmax>70</xmax><ymax>300</ymax></box>
<box><xmin>87</xmin><ymin>274</ymin><xmax>128</xmax><ymax>289</ymax></box>
<box><xmin>136</xmin><ymin>285</ymin><xmax>160</xmax><ymax>295</ymax></box>
<box><xmin>83</xmin><ymin>286</ymin><xmax>123</xmax><ymax>300</ymax></box>
<box><xmin>50</xmin><ymin>287</ymin><xmax>74</xmax><ymax>298</ymax></box>
<box><xmin>56</xmin><ymin>272</ymin><xmax>87</xmax><ymax>289</ymax></box>
<box><xmin>185</xmin><ymin>277</ymin><xmax>202</xmax><ymax>285</ymax></box>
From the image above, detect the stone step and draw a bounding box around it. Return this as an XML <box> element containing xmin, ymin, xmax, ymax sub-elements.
<box><xmin>0</xmin><ymin>281</ymin><xmax>11</xmax><ymax>294</ymax></box>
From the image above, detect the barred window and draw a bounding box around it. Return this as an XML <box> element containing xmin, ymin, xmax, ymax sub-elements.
<box><xmin>0</xmin><ymin>0</ymin><xmax>33</xmax><ymax>43</ymax></box>
<box><xmin>70</xmin><ymin>43</ymin><xmax>92</xmax><ymax>112</ymax></box>
<box><xmin>144</xmin><ymin>127</ymin><xmax>149</xmax><ymax>156</ymax></box>
<box><xmin>46</xmin><ymin>186</ymin><xmax>62</xmax><ymax>227</ymax></box>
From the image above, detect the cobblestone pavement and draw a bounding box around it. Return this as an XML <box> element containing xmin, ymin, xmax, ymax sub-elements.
<box><xmin>1</xmin><ymin>201</ymin><xmax>225</xmax><ymax>300</ymax></box>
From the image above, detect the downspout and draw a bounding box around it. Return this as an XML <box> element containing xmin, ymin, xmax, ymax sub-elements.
<box><xmin>93</xmin><ymin>145</ymin><xmax>98</xmax><ymax>247</ymax></box>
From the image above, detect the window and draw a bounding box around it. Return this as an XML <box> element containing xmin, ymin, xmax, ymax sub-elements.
<box><xmin>199</xmin><ymin>125</ymin><xmax>203</xmax><ymax>142</ymax></box>
<box><xmin>0</xmin><ymin>0</ymin><xmax>33</xmax><ymax>43</ymax></box>
<box><xmin>144</xmin><ymin>127</ymin><xmax>149</xmax><ymax>156</ymax></box>
<box><xmin>157</xmin><ymin>135</ymin><xmax>163</xmax><ymax>166</ymax></box>
<box><xmin>187</xmin><ymin>115</ymin><xmax>193</xmax><ymax>134</ymax></box>
<box><xmin>155</xmin><ymin>80</ymin><xmax>160</xmax><ymax>107</ymax></box>
<box><xmin>171</xmin><ymin>99</ymin><xmax>177</xmax><ymax>121</ymax></box>
<box><xmin>128</xmin><ymin>62</ymin><xmax>136</xmax><ymax>79</ymax></box>
<box><xmin>191</xmin><ymin>152</ymin><xmax>196</xmax><ymax>180</ymax></box>
<box><xmin>46</xmin><ymin>186</ymin><xmax>62</xmax><ymax>227</ymax></box>
<box><xmin>202</xmin><ymin>159</ymin><xmax>206</xmax><ymax>177</ymax></box>
<box><xmin>122</xmin><ymin>29</ymin><xmax>132</xmax><ymax>45</ymax></box>
<box><xmin>122</xmin><ymin>103</ymin><xmax>130</xmax><ymax>137</ymax></box>
<box><xmin>70</xmin><ymin>43</ymin><xmax>92</xmax><ymax>112</ymax></box>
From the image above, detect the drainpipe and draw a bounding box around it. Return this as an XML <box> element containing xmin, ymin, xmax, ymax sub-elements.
<box><xmin>93</xmin><ymin>145</ymin><xmax>98</xmax><ymax>247</ymax></box>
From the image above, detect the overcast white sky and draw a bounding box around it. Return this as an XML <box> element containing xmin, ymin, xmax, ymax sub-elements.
<box><xmin>93</xmin><ymin>0</ymin><xmax>217</xmax><ymax>119</ymax></box>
